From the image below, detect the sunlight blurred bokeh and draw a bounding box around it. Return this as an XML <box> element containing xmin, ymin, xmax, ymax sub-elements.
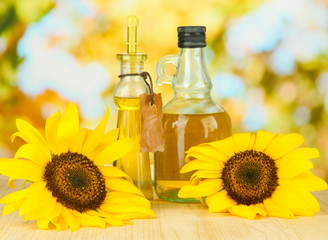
<box><xmin>1</xmin><ymin>0</ymin><xmax>328</xmax><ymax>180</ymax></box>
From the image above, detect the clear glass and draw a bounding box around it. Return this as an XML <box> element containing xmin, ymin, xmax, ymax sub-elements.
<box><xmin>155</xmin><ymin>47</ymin><xmax>232</xmax><ymax>202</ymax></box>
<box><xmin>113</xmin><ymin>53</ymin><xmax>153</xmax><ymax>200</ymax></box>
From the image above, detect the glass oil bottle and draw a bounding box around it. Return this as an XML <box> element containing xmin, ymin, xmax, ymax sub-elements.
<box><xmin>155</xmin><ymin>26</ymin><xmax>232</xmax><ymax>202</ymax></box>
<box><xmin>113</xmin><ymin>16</ymin><xmax>153</xmax><ymax>199</ymax></box>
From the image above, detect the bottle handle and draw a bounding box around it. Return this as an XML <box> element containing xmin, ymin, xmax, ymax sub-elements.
<box><xmin>156</xmin><ymin>55</ymin><xmax>178</xmax><ymax>85</ymax></box>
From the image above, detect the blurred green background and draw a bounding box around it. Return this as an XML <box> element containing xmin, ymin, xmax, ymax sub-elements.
<box><xmin>1</xmin><ymin>0</ymin><xmax>328</xmax><ymax>180</ymax></box>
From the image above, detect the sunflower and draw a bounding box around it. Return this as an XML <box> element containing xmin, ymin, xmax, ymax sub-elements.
<box><xmin>0</xmin><ymin>103</ymin><xmax>155</xmax><ymax>231</ymax></box>
<box><xmin>178</xmin><ymin>131</ymin><xmax>328</xmax><ymax>219</ymax></box>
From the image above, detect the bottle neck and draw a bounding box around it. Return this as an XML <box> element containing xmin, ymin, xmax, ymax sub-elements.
<box><xmin>173</xmin><ymin>47</ymin><xmax>212</xmax><ymax>99</ymax></box>
<box><xmin>120</xmin><ymin>61</ymin><xmax>144</xmax><ymax>74</ymax></box>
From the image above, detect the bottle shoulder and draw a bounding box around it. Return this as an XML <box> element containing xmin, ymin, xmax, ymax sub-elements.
<box><xmin>162</xmin><ymin>97</ymin><xmax>228</xmax><ymax>115</ymax></box>
<box><xmin>113</xmin><ymin>78</ymin><xmax>149</xmax><ymax>98</ymax></box>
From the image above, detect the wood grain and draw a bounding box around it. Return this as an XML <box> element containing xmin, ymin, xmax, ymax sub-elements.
<box><xmin>0</xmin><ymin>176</ymin><xmax>327</xmax><ymax>240</ymax></box>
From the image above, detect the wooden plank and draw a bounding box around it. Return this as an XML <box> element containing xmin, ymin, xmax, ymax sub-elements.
<box><xmin>0</xmin><ymin>176</ymin><xmax>327</xmax><ymax>240</ymax></box>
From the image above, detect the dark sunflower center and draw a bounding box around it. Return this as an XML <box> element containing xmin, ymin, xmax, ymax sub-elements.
<box><xmin>43</xmin><ymin>152</ymin><xmax>106</xmax><ymax>213</ymax></box>
<box><xmin>221</xmin><ymin>150</ymin><xmax>278</xmax><ymax>206</ymax></box>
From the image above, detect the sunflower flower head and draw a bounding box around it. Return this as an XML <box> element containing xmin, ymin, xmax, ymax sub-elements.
<box><xmin>178</xmin><ymin>131</ymin><xmax>328</xmax><ymax>219</ymax></box>
<box><xmin>0</xmin><ymin>103</ymin><xmax>155</xmax><ymax>231</ymax></box>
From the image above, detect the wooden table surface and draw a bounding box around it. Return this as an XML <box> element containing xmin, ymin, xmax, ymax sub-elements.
<box><xmin>0</xmin><ymin>176</ymin><xmax>328</xmax><ymax>240</ymax></box>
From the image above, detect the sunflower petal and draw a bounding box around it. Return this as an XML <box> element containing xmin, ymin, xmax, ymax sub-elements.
<box><xmin>101</xmin><ymin>166</ymin><xmax>133</xmax><ymax>182</ymax></box>
<box><xmin>0</xmin><ymin>182</ymin><xmax>44</xmax><ymax>204</ymax></box>
<box><xmin>93</xmin><ymin>128</ymin><xmax>120</xmax><ymax>154</ymax></box>
<box><xmin>94</xmin><ymin>139</ymin><xmax>133</xmax><ymax>166</ymax></box>
<box><xmin>178</xmin><ymin>179</ymin><xmax>222</xmax><ymax>198</ymax></box>
<box><xmin>45</xmin><ymin>109</ymin><xmax>61</xmax><ymax>154</ymax></box>
<box><xmin>191</xmin><ymin>170</ymin><xmax>221</xmax><ymax>181</ymax></box>
<box><xmin>263</xmin><ymin>198</ymin><xmax>294</xmax><ymax>219</ymax></box>
<box><xmin>277</xmin><ymin>159</ymin><xmax>314</xmax><ymax>179</ymax></box>
<box><xmin>37</xmin><ymin>202</ymin><xmax>62</xmax><ymax>230</ymax></box>
<box><xmin>206</xmin><ymin>190</ymin><xmax>235</xmax><ymax>213</ymax></box>
<box><xmin>105</xmin><ymin>178</ymin><xmax>143</xmax><ymax>196</ymax></box>
<box><xmin>206</xmin><ymin>136</ymin><xmax>237</xmax><ymax>157</ymax></box>
<box><xmin>104</xmin><ymin>192</ymin><xmax>151</xmax><ymax>208</ymax></box>
<box><xmin>186</xmin><ymin>146</ymin><xmax>228</xmax><ymax>164</ymax></box>
<box><xmin>248</xmin><ymin>134</ymin><xmax>256</xmax><ymax>150</ymax></box>
<box><xmin>276</xmin><ymin>148</ymin><xmax>319</xmax><ymax>178</ymax></box>
<box><xmin>279</xmin><ymin>170</ymin><xmax>327</xmax><ymax>192</ymax></box>
<box><xmin>271</xmin><ymin>186</ymin><xmax>317</xmax><ymax>216</ymax></box>
<box><xmin>61</xmin><ymin>207</ymin><xmax>81</xmax><ymax>231</ymax></box>
<box><xmin>100</xmin><ymin>204</ymin><xmax>155</xmax><ymax>217</ymax></box>
<box><xmin>228</xmin><ymin>204</ymin><xmax>266</xmax><ymax>219</ymax></box>
<box><xmin>73</xmin><ymin>211</ymin><xmax>106</xmax><ymax>228</ymax></box>
<box><xmin>0</xmin><ymin>159</ymin><xmax>43</xmax><ymax>182</ymax></box>
<box><xmin>19</xmin><ymin>186</ymin><xmax>52</xmax><ymax>217</ymax></box>
<box><xmin>82</xmin><ymin>105</ymin><xmax>110</xmax><ymax>157</ymax></box>
<box><xmin>265</xmin><ymin>133</ymin><xmax>305</xmax><ymax>159</ymax></box>
<box><xmin>15</xmin><ymin>144</ymin><xmax>51</xmax><ymax>166</ymax></box>
<box><xmin>253</xmin><ymin>130</ymin><xmax>276</xmax><ymax>152</ymax></box>
<box><xmin>57</xmin><ymin>103</ymin><xmax>79</xmax><ymax>153</ymax></box>
<box><xmin>24</xmin><ymin>197</ymin><xmax>57</xmax><ymax>221</ymax></box>
<box><xmin>180</xmin><ymin>160</ymin><xmax>222</xmax><ymax>174</ymax></box>
<box><xmin>70</xmin><ymin>128</ymin><xmax>89</xmax><ymax>153</ymax></box>
<box><xmin>2</xmin><ymin>199</ymin><xmax>24</xmax><ymax>216</ymax></box>
<box><xmin>94</xmin><ymin>209</ymin><xmax>125</xmax><ymax>226</ymax></box>
<box><xmin>232</xmin><ymin>133</ymin><xmax>251</xmax><ymax>152</ymax></box>
<box><xmin>14</xmin><ymin>119</ymin><xmax>49</xmax><ymax>151</ymax></box>
<box><xmin>52</xmin><ymin>215</ymin><xmax>69</xmax><ymax>231</ymax></box>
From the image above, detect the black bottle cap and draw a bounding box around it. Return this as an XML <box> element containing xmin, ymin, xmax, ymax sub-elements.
<box><xmin>178</xmin><ymin>26</ymin><xmax>206</xmax><ymax>48</ymax></box>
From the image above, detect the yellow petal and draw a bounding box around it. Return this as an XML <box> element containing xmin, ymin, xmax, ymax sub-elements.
<box><xmin>186</xmin><ymin>146</ymin><xmax>228</xmax><ymax>164</ymax></box>
<box><xmin>52</xmin><ymin>215</ymin><xmax>69</xmax><ymax>231</ymax></box>
<box><xmin>248</xmin><ymin>133</ymin><xmax>256</xmax><ymax>150</ymax></box>
<box><xmin>228</xmin><ymin>204</ymin><xmax>266</xmax><ymax>219</ymax></box>
<box><xmin>276</xmin><ymin>148</ymin><xmax>319</xmax><ymax>179</ymax></box>
<box><xmin>232</xmin><ymin>133</ymin><xmax>251</xmax><ymax>152</ymax></box>
<box><xmin>101</xmin><ymin>166</ymin><xmax>133</xmax><ymax>183</ymax></box>
<box><xmin>178</xmin><ymin>179</ymin><xmax>222</xmax><ymax>198</ymax></box>
<box><xmin>0</xmin><ymin>159</ymin><xmax>43</xmax><ymax>182</ymax></box>
<box><xmin>278</xmin><ymin>160</ymin><xmax>313</xmax><ymax>179</ymax></box>
<box><xmin>94</xmin><ymin>209</ymin><xmax>125</xmax><ymax>225</ymax></box>
<box><xmin>191</xmin><ymin>170</ymin><xmax>221</xmax><ymax>181</ymax></box>
<box><xmin>271</xmin><ymin>186</ymin><xmax>317</xmax><ymax>216</ymax></box>
<box><xmin>15</xmin><ymin>144</ymin><xmax>51</xmax><ymax>166</ymax></box>
<box><xmin>24</xmin><ymin>197</ymin><xmax>57</xmax><ymax>221</ymax></box>
<box><xmin>14</xmin><ymin>119</ymin><xmax>49</xmax><ymax>151</ymax></box>
<box><xmin>19</xmin><ymin>186</ymin><xmax>52</xmax><ymax>217</ymax></box>
<box><xmin>82</xmin><ymin>105</ymin><xmax>110</xmax><ymax>157</ymax></box>
<box><xmin>8</xmin><ymin>178</ymin><xmax>16</xmax><ymax>188</ymax></box>
<box><xmin>61</xmin><ymin>207</ymin><xmax>81</xmax><ymax>231</ymax></box>
<box><xmin>265</xmin><ymin>133</ymin><xmax>305</xmax><ymax>159</ymax></box>
<box><xmin>72</xmin><ymin>211</ymin><xmax>106</xmax><ymax>228</ymax></box>
<box><xmin>206</xmin><ymin>190</ymin><xmax>235</xmax><ymax>213</ymax></box>
<box><xmin>106</xmin><ymin>178</ymin><xmax>143</xmax><ymax>196</ymax></box>
<box><xmin>2</xmin><ymin>199</ymin><xmax>24</xmax><ymax>216</ymax></box>
<box><xmin>92</xmin><ymin>128</ymin><xmax>120</xmax><ymax>157</ymax></box>
<box><xmin>57</xmin><ymin>102</ymin><xmax>79</xmax><ymax>153</ymax></box>
<box><xmin>0</xmin><ymin>181</ymin><xmax>44</xmax><ymax>204</ymax></box>
<box><xmin>69</xmin><ymin>128</ymin><xmax>89</xmax><ymax>153</ymax></box>
<box><xmin>204</xmin><ymin>136</ymin><xmax>236</xmax><ymax>157</ymax></box>
<box><xmin>37</xmin><ymin>202</ymin><xmax>62</xmax><ymax>230</ymax></box>
<box><xmin>279</xmin><ymin>170</ymin><xmax>327</xmax><ymax>192</ymax></box>
<box><xmin>104</xmin><ymin>192</ymin><xmax>151</xmax><ymax>208</ymax></box>
<box><xmin>45</xmin><ymin>109</ymin><xmax>61</xmax><ymax>154</ymax></box>
<box><xmin>180</xmin><ymin>160</ymin><xmax>222</xmax><ymax>174</ymax></box>
<box><xmin>253</xmin><ymin>130</ymin><xmax>276</xmax><ymax>152</ymax></box>
<box><xmin>100</xmin><ymin>204</ymin><xmax>155</xmax><ymax>217</ymax></box>
<box><xmin>94</xmin><ymin>139</ymin><xmax>133</xmax><ymax>166</ymax></box>
<box><xmin>263</xmin><ymin>198</ymin><xmax>294</xmax><ymax>219</ymax></box>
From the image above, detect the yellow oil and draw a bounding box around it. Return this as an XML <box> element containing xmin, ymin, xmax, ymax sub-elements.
<box><xmin>155</xmin><ymin>112</ymin><xmax>231</xmax><ymax>202</ymax></box>
<box><xmin>113</xmin><ymin>97</ymin><xmax>153</xmax><ymax>199</ymax></box>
